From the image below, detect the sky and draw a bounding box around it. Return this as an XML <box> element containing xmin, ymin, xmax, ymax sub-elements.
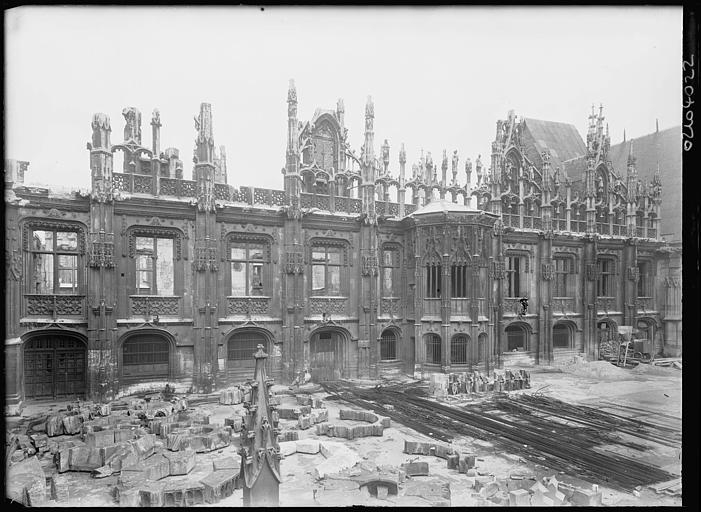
<box><xmin>5</xmin><ymin>6</ymin><xmax>682</xmax><ymax>192</ymax></box>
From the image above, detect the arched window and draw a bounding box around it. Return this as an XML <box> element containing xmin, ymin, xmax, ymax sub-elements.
<box><xmin>380</xmin><ymin>330</ymin><xmax>397</xmax><ymax>361</ymax></box>
<box><xmin>425</xmin><ymin>334</ymin><xmax>441</xmax><ymax>364</ymax></box>
<box><xmin>553</xmin><ymin>323</ymin><xmax>571</xmax><ymax>348</ymax></box>
<box><xmin>451</xmin><ymin>334</ymin><xmax>469</xmax><ymax>364</ymax></box>
<box><xmin>506</xmin><ymin>324</ymin><xmax>527</xmax><ymax>352</ymax></box>
<box><xmin>228</xmin><ymin>331</ymin><xmax>267</xmax><ymax>362</ymax></box>
<box><xmin>122</xmin><ymin>334</ymin><xmax>170</xmax><ymax>381</ymax></box>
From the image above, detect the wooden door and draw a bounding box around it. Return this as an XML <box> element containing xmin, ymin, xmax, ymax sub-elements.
<box><xmin>24</xmin><ymin>336</ymin><xmax>86</xmax><ymax>400</ymax></box>
<box><xmin>310</xmin><ymin>332</ymin><xmax>342</xmax><ymax>382</ymax></box>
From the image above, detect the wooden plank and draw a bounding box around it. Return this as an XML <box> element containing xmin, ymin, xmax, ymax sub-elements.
<box><xmin>649</xmin><ymin>477</ymin><xmax>681</xmax><ymax>493</ymax></box>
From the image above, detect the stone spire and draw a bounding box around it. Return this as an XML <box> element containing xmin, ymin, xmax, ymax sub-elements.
<box><xmin>194</xmin><ymin>103</ymin><xmax>216</xmax><ymax>212</ymax></box>
<box><xmin>88</xmin><ymin>113</ymin><xmax>114</xmax><ymax>203</ymax></box>
<box><xmin>398</xmin><ymin>143</ymin><xmax>406</xmax><ymax>217</ymax></box>
<box><xmin>361</xmin><ymin>96</ymin><xmax>377</xmax><ymax>224</ymax></box>
<box><xmin>364</xmin><ymin>96</ymin><xmax>375</xmax><ymax>166</ymax></box>
<box><xmin>336</xmin><ymin>97</ymin><xmax>345</xmax><ymax>127</ymax></box>
<box><xmin>151</xmin><ymin>109</ymin><xmax>161</xmax><ymax>157</ymax></box>
<box><xmin>381</xmin><ymin>139</ymin><xmax>390</xmax><ymax>175</ymax></box>
<box><xmin>240</xmin><ymin>344</ymin><xmax>282</xmax><ymax>507</ymax></box>
<box><xmin>194</xmin><ymin>103</ymin><xmax>215</xmax><ymax>165</ymax></box>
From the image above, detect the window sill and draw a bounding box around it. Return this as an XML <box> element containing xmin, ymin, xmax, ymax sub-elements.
<box><xmin>227</xmin><ymin>295</ymin><xmax>271</xmax><ymax>299</ymax></box>
<box><xmin>309</xmin><ymin>296</ymin><xmax>348</xmax><ymax>299</ymax></box>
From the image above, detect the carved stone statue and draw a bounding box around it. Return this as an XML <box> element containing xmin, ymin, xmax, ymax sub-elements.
<box><xmin>465</xmin><ymin>158</ymin><xmax>472</xmax><ymax>185</ymax></box>
<box><xmin>122</xmin><ymin>107</ymin><xmax>142</xmax><ymax>144</ymax></box>
<box><xmin>452</xmin><ymin>150</ymin><xmax>459</xmax><ymax>180</ymax></box>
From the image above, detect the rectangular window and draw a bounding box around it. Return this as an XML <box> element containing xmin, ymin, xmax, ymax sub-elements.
<box><xmin>230</xmin><ymin>240</ymin><xmax>269</xmax><ymax>296</ymax></box>
<box><xmin>451</xmin><ymin>265</ymin><xmax>468</xmax><ymax>298</ymax></box>
<box><xmin>597</xmin><ymin>258</ymin><xmax>615</xmax><ymax>296</ymax></box>
<box><xmin>382</xmin><ymin>249</ymin><xmax>400</xmax><ymax>297</ymax></box>
<box><xmin>135</xmin><ymin>236</ymin><xmax>174</xmax><ymax>296</ymax></box>
<box><xmin>637</xmin><ymin>261</ymin><xmax>651</xmax><ymax>297</ymax></box>
<box><xmin>553</xmin><ymin>257</ymin><xmax>570</xmax><ymax>297</ymax></box>
<box><xmin>425</xmin><ymin>265</ymin><xmax>442</xmax><ymax>298</ymax></box>
<box><xmin>311</xmin><ymin>245</ymin><xmax>345</xmax><ymax>296</ymax></box>
<box><xmin>506</xmin><ymin>256</ymin><xmax>522</xmax><ymax>297</ymax></box>
<box><xmin>29</xmin><ymin>229</ymin><xmax>80</xmax><ymax>294</ymax></box>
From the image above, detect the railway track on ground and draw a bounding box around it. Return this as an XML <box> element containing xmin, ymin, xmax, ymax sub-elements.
<box><xmin>322</xmin><ymin>381</ymin><xmax>677</xmax><ymax>491</ymax></box>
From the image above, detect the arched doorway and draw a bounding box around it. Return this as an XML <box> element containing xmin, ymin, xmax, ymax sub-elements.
<box><xmin>597</xmin><ymin>318</ymin><xmax>618</xmax><ymax>359</ymax></box>
<box><xmin>24</xmin><ymin>333</ymin><xmax>87</xmax><ymax>400</ymax></box>
<box><xmin>553</xmin><ymin>322</ymin><xmax>572</xmax><ymax>349</ymax></box>
<box><xmin>309</xmin><ymin>329</ymin><xmax>346</xmax><ymax>382</ymax></box>
<box><xmin>505</xmin><ymin>324</ymin><xmax>527</xmax><ymax>352</ymax></box>
<box><xmin>379</xmin><ymin>329</ymin><xmax>398</xmax><ymax>361</ymax></box>
<box><xmin>636</xmin><ymin>318</ymin><xmax>658</xmax><ymax>355</ymax></box>
<box><xmin>121</xmin><ymin>332</ymin><xmax>172</xmax><ymax>383</ymax></box>
<box><xmin>227</xmin><ymin>330</ymin><xmax>270</xmax><ymax>383</ymax></box>
<box><xmin>450</xmin><ymin>334</ymin><xmax>469</xmax><ymax>365</ymax></box>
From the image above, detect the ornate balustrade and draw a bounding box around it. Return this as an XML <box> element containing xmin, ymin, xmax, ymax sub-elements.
<box><xmin>381</xmin><ymin>297</ymin><xmax>401</xmax><ymax>317</ymax></box>
<box><xmin>130</xmin><ymin>295</ymin><xmax>181</xmax><ymax>316</ymax></box>
<box><xmin>635</xmin><ymin>297</ymin><xmax>653</xmax><ymax>312</ymax></box>
<box><xmin>595</xmin><ymin>297</ymin><xmax>616</xmax><ymax>314</ymax></box>
<box><xmin>422</xmin><ymin>298</ymin><xmax>441</xmax><ymax>317</ymax></box>
<box><xmin>25</xmin><ymin>294</ymin><xmax>86</xmax><ymax>316</ymax></box>
<box><xmin>552</xmin><ymin>297</ymin><xmax>576</xmax><ymax>316</ymax></box>
<box><xmin>227</xmin><ymin>297</ymin><xmax>271</xmax><ymax>316</ymax></box>
<box><xmin>309</xmin><ymin>297</ymin><xmax>348</xmax><ymax>315</ymax></box>
<box><xmin>503</xmin><ymin>297</ymin><xmax>527</xmax><ymax>316</ymax></box>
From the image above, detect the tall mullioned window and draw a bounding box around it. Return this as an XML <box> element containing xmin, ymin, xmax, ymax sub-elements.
<box><xmin>135</xmin><ymin>236</ymin><xmax>174</xmax><ymax>296</ymax></box>
<box><xmin>597</xmin><ymin>258</ymin><xmax>616</xmax><ymax>297</ymax></box>
<box><xmin>382</xmin><ymin>248</ymin><xmax>400</xmax><ymax>297</ymax></box>
<box><xmin>505</xmin><ymin>255</ymin><xmax>528</xmax><ymax>297</ymax></box>
<box><xmin>637</xmin><ymin>261</ymin><xmax>652</xmax><ymax>298</ymax></box>
<box><xmin>29</xmin><ymin>229</ymin><xmax>80</xmax><ymax>294</ymax></box>
<box><xmin>230</xmin><ymin>240</ymin><xmax>267</xmax><ymax>296</ymax></box>
<box><xmin>425</xmin><ymin>264</ymin><xmax>442</xmax><ymax>298</ymax></box>
<box><xmin>451</xmin><ymin>265</ymin><xmax>468</xmax><ymax>298</ymax></box>
<box><xmin>553</xmin><ymin>256</ymin><xmax>573</xmax><ymax>297</ymax></box>
<box><xmin>311</xmin><ymin>245</ymin><xmax>345</xmax><ymax>296</ymax></box>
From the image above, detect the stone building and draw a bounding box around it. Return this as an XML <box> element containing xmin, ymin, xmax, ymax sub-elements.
<box><xmin>4</xmin><ymin>82</ymin><xmax>682</xmax><ymax>409</ymax></box>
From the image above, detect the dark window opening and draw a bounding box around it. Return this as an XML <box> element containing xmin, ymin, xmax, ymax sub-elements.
<box><xmin>426</xmin><ymin>265</ymin><xmax>442</xmax><ymax>298</ymax></box>
<box><xmin>426</xmin><ymin>334</ymin><xmax>441</xmax><ymax>364</ymax></box>
<box><xmin>553</xmin><ymin>324</ymin><xmax>570</xmax><ymax>348</ymax></box>
<box><xmin>228</xmin><ymin>332</ymin><xmax>267</xmax><ymax>361</ymax></box>
<box><xmin>451</xmin><ymin>265</ymin><xmax>468</xmax><ymax>298</ymax></box>
<box><xmin>506</xmin><ymin>325</ymin><xmax>526</xmax><ymax>352</ymax></box>
<box><xmin>451</xmin><ymin>335</ymin><xmax>468</xmax><ymax>364</ymax></box>
<box><xmin>380</xmin><ymin>330</ymin><xmax>397</xmax><ymax>361</ymax></box>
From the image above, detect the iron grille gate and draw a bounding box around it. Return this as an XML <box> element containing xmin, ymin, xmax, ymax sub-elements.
<box><xmin>380</xmin><ymin>331</ymin><xmax>397</xmax><ymax>361</ymax></box>
<box><xmin>227</xmin><ymin>332</ymin><xmax>269</xmax><ymax>383</ymax></box>
<box><xmin>451</xmin><ymin>335</ymin><xmax>468</xmax><ymax>364</ymax></box>
<box><xmin>24</xmin><ymin>336</ymin><xmax>86</xmax><ymax>400</ymax></box>
<box><xmin>426</xmin><ymin>334</ymin><xmax>442</xmax><ymax>364</ymax></box>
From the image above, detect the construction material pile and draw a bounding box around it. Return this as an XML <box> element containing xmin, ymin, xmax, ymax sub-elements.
<box><xmin>429</xmin><ymin>369</ymin><xmax>531</xmax><ymax>398</ymax></box>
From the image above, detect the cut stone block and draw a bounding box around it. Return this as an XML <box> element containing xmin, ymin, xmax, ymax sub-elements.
<box><xmin>296</xmin><ymin>439</ymin><xmax>320</xmax><ymax>454</ymax></box>
<box><xmin>458</xmin><ymin>454</ymin><xmax>476</xmax><ymax>473</ymax></box>
<box><xmin>46</xmin><ymin>415</ymin><xmax>66</xmax><ymax>437</ymax></box>
<box><xmin>279</xmin><ymin>441</ymin><xmax>297</xmax><ymax>457</ymax></box>
<box><xmin>311</xmin><ymin>409</ymin><xmax>328</xmax><ymax>424</ymax></box>
<box><xmin>296</xmin><ymin>394</ymin><xmax>312</xmax><ymax>406</ymax></box>
<box><xmin>164</xmin><ymin>449</ymin><xmax>197</xmax><ymax>475</ymax></box>
<box><xmin>62</xmin><ymin>414</ymin><xmax>83</xmax><ymax>435</ymax></box>
<box><xmin>212</xmin><ymin>455</ymin><xmax>241</xmax><ymax>472</ymax></box>
<box><xmin>446</xmin><ymin>453</ymin><xmax>460</xmax><ymax>470</ymax></box>
<box><xmin>29</xmin><ymin>433</ymin><xmax>49</xmax><ymax>450</ymax></box>
<box><xmin>139</xmin><ymin>482</ymin><xmax>166</xmax><ymax>507</ymax></box>
<box><xmin>314</xmin><ymin>446</ymin><xmax>362</xmax><ymax>479</ymax></box>
<box><xmin>104</xmin><ymin>444</ymin><xmax>138</xmax><ymax>472</ymax></box>
<box><xmin>200</xmin><ymin>469</ymin><xmax>239</xmax><ymax>504</ymax></box>
<box><xmin>509</xmin><ymin>488</ymin><xmax>530</xmax><ymax>506</ymax></box>
<box><xmin>403</xmin><ymin>479</ymin><xmax>451</xmax><ymax>501</ymax></box>
<box><xmin>531</xmin><ymin>493</ymin><xmax>555</xmax><ymax>506</ymax></box>
<box><xmin>400</xmin><ymin>461</ymin><xmax>430</xmax><ymax>476</ymax></box>
<box><xmin>312</xmin><ymin>397</ymin><xmax>324</xmax><ymax>408</ymax></box>
<box><xmin>315</xmin><ymin>423</ymin><xmax>330</xmax><ymax>436</ymax></box>
<box><xmin>570</xmin><ymin>487</ymin><xmax>603</xmax><ymax>506</ymax></box>
<box><xmin>118</xmin><ymin>488</ymin><xmax>141</xmax><ymax>507</ymax></box>
<box><xmin>134</xmin><ymin>433</ymin><xmax>157</xmax><ymax>459</ymax></box>
<box><xmin>92</xmin><ymin>464</ymin><xmax>113</xmax><ymax>478</ymax></box>
<box><xmin>50</xmin><ymin>474</ymin><xmax>70</xmax><ymax>502</ymax></box>
<box><xmin>69</xmin><ymin>446</ymin><xmax>103</xmax><ymax>472</ymax></box>
<box><xmin>85</xmin><ymin>429</ymin><xmax>116</xmax><ymax>448</ymax></box>
<box><xmin>297</xmin><ymin>414</ymin><xmax>312</xmax><ymax>430</ymax></box>
<box><xmin>280</xmin><ymin>430</ymin><xmax>299</xmax><ymax>442</ymax></box>
<box><xmin>403</xmin><ymin>440</ymin><xmax>433</xmax><ymax>456</ymax></box>
<box><xmin>162</xmin><ymin>482</ymin><xmax>206</xmax><ymax>507</ymax></box>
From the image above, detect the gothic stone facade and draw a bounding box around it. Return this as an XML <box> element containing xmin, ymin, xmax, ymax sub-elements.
<box><xmin>4</xmin><ymin>84</ymin><xmax>681</xmax><ymax>407</ymax></box>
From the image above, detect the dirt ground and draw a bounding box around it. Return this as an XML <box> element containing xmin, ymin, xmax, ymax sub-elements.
<box><xmin>6</xmin><ymin>359</ymin><xmax>682</xmax><ymax>507</ymax></box>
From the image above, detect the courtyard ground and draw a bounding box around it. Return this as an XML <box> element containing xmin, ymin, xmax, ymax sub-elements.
<box><xmin>5</xmin><ymin>357</ymin><xmax>682</xmax><ymax>507</ymax></box>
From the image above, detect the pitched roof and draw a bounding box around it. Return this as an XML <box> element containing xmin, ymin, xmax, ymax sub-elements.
<box><xmin>407</xmin><ymin>198</ymin><xmax>482</xmax><ymax>217</ymax></box>
<box><xmin>608</xmin><ymin>126</ymin><xmax>682</xmax><ymax>241</ymax></box>
<box><xmin>521</xmin><ymin>118</ymin><xmax>587</xmax><ymax>170</ymax></box>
